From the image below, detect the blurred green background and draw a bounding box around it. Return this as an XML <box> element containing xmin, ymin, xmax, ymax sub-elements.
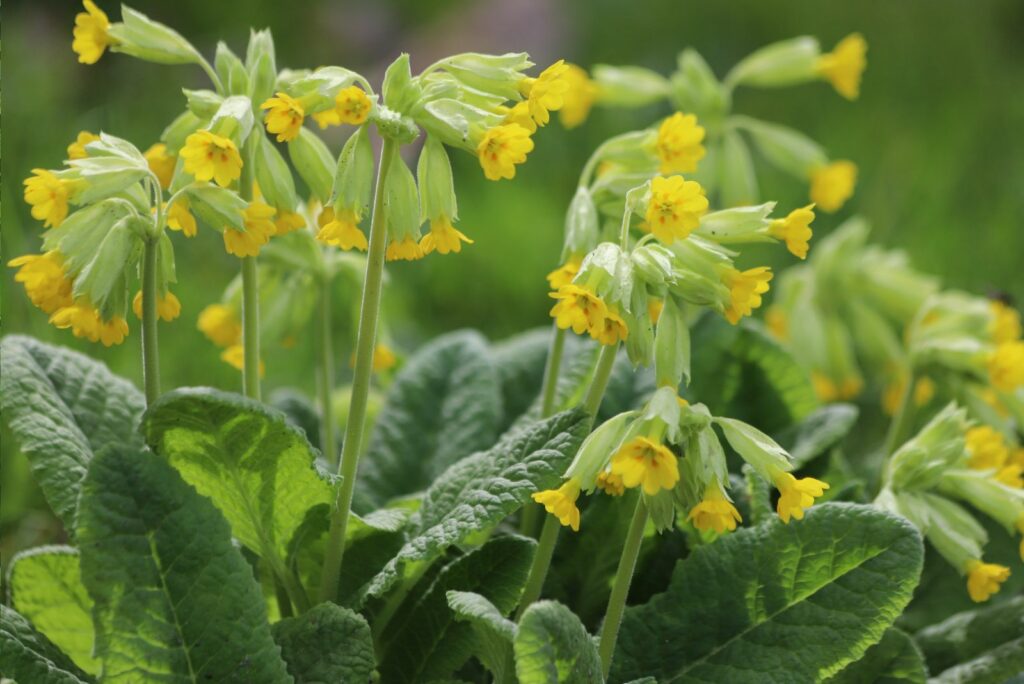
<box><xmin>2</xmin><ymin>0</ymin><xmax>1023</xmax><ymax>552</ymax></box>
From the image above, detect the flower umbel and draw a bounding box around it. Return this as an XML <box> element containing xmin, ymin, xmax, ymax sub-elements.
<box><xmin>477</xmin><ymin>124</ymin><xmax>534</xmax><ymax>181</ymax></box>
<box><xmin>723</xmin><ymin>266</ymin><xmax>773</xmax><ymax>324</ymax></box>
<box><xmin>965</xmin><ymin>559</ymin><xmax>1010</xmax><ymax>603</ymax></box>
<box><xmin>817</xmin><ymin>33</ymin><xmax>867</xmax><ymax>100</ymax></box>
<box><xmin>72</xmin><ymin>0</ymin><xmax>113</xmax><ymax>65</ymax></box>
<box><xmin>532</xmin><ymin>479</ymin><xmax>582</xmax><ymax>531</ymax></box>
<box><xmin>655</xmin><ymin>112</ymin><xmax>706</xmax><ymax>174</ymax></box>
<box><xmin>610</xmin><ymin>436</ymin><xmax>681</xmax><ymax>495</ymax></box>
<box><xmin>773</xmin><ymin>471</ymin><xmax>829</xmax><ymax>523</ymax></box>
<box><xmin>768</xmin><ymin>204</ymin><xmax>815</xmax><ymax>259</ymax></box>
<box><xmin>261</xmin><ymin>92</ymin><xmax>306</xmax><ymax>143</ymax></box>
<box><xmin>180</xmin><ymin>130</ymin><xmax>243</xmax><ymax>188</ymax></box>
<box><xmin>644</xmin><ymin>175</ymin><xmax>708</xmax><ymax>243</ymax></box>
<box><xmin>809</xmin><ymin>161</ymin><xmax>857</xmax><ymax>212</ymax></box>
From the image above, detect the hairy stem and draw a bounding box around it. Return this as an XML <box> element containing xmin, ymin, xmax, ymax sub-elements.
<box><xmin>318</xmin><ymin>275</ymin><xmax>337</xmax><ymax>462</ymax></box>
<box><xmin>141</xmin><ymin>238</ymin><xmax>161</xmax><ymax>404</ymax></box>
<box><xmin>597</xmin><ymin>497</ymin><xmax>648</xmax><ymax>677</ymax></box>
<box><xmin>241</xmin><ymin>257</ymin><xmax>261</xmax><ymax>400</ymax></box>
<box><xmin>318</xmin><ymin>135</ymin><xmax>399</xmax><ymax>604</ymax></box>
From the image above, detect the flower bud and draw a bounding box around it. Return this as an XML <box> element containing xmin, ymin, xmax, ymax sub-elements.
<box><xmin>43</xmin><ymin>200</ymin><xmax>135</xmax><ymax>275</ymax></box>
<box><xmin>73</xmin><ymin>213</ymin><xmax>146</xmax><ymax>311</ymax></box>
<box><xmin>107</xmin><ymin>6</ymin><xmax>201</xmax><ymax>66</ymax></box>
<box><xmin>331</xmin><ymin>125</ymin><xmax>375</xmax><ymax>215</ymax></box>
<box><xmin>695</xmin><ymin>203</ymin><xmax>775</xmax><ymax>244</ymax></box>
<box><xmin>655</xmin><ymin>295</ymin><xmax>690</xmax><ymax>388</ymax></box>
<box><xmin>592</xmin><ymin>65</ymin><xmax>670</xmax><ymax>107</ymax></box>
<box><xmin>417</xmin><ymin>136</ymin><xmax>457</xmax><ymax>223</ymax></box>
<box><xmin>725</xmin><ymin>37</ymin><xmax>820</xmax><ymax>89</ymax></box>
<box><xmin>384</xmin><ymin>150</ymin><xmax>422</xmax><ymax>244</ymax></box>
<box><xmin>631</xmin><ymin>244</ymin><xmax>676</xmax><ymax>287</ymax></box>
<box><xmin>161</xmin><ymin>111</ymin><xmax>206</xmax><ymax>154</ymax></box>
<box><xmin>564</xmin><ymin>410</ymin><xmax>637</xmax><ymax>491</ymax></box>
<box><xmin>245</xmin><ymin>29</ymin><xmax>278</xmax><ymax>106</ymax></box>
<box><xmin>288</xmin><ymin>128</ymin><xmax>335</xmax><ymax>202</ymax></box>
<box><xmin>669</xmin><ymin>50</ymin><xmax>728</xmax><ymax>127</ymax></box>
<box><xmin>421</xmin><ymin>100</ymin><xmax>504</xmax><ymax>152</ymax></box>
<box><xmin>714</xmin><ymin>416</ymin><xmax>792</xmax><ymax>480</ymax></box>
<box><xmin>918</xmin><ymin>492</ymin><xmax>987</xmax><ymax>571</ymax></box>
<box><xmin>562</xmin><ymin>187</ymin><xmax>599</xmax><ymax>261</ymax></box>
<box><xmin>184</xmin><ymin>183</ymin><xmax>248</xmax><ymax>232</ymax></box>
<box><xmin>719</xmin><ymin>130</ymin><xmax>758</xmax><ymax>207</ymax></box>
<box><xmin>939</xmin><ymin>470</ymin><xmax>1024</xmax><ymax>535</ymax></box>
<box><xmin>255</xmin><ymin>132</ymin><xmax>297</xmax><ymax>212</ymax></box>
<box><xmin>184</xmin><ymin>89</ymin><xmax>224</xmax><ymax>120</ymax></box>
<box><xmin>382</xmin><ymin>53</ymin><xmax>421</xmax><ymax>114</ymax></box>
<box><xmin>215</xmin><ymin>41</ymin><xmax>249</xmax><ymax>96</ymax></box>
<box><xmin>733</xmin><ymin>117</ymin><xmax>827</xmax><ymax>178</ymax></box>
<box><xmin>436</xmin><ymin>52</ymin><xmax>533</xmax><ymax>100</ymax></box>
<box><xmin>886</xmin><ymin>403</ymin><xmax>970</xmax><ymax>491</ymax></box>
<box><xmin>209</xmin><ymin>96</ymin><xmax>255</xmax><ymax>147</ymax></box>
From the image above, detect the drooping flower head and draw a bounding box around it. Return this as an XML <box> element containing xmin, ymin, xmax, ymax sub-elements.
<box><xmin>72</xmin><ymin>0</ymin><xmax>113</xmax><ymax>65</ymax></box>
<box><xmin>8</xmin><ymin>252</ymin><xmax>74</xmax><ymax>314</ymax></box>
<box><xmin>768</xmin><ymin>204</ymin><xmax>815</xmax><ymax>259</ymax></box>
<box><xmin>223</xmin><ymin>202</ymin><xmax>277</xmax><ymax>258</ymax></box>
<box><xmin>610</xmin><ymin>436</ymin><xmax>680</xmax><ymax>495</ymax></box>
<box><xmin>594</xmin><ymin>309</ymin><xmax>629</xmax><ymax>346</ymax></box>
<box><xmin>532</xmin><ymin>479</ymin><xmax>582</xmax><ymax>531</ymax></box>
<box><xmin>988</xmin><ymin>341</ymin><xmax>1024</xmax><ymax>392</ymax></box>
<box><xmin>385</xmin><ymin>236</ymin><xmax>425</xmax><ymax>262</ymax></box>
<box><xmin>197</xmin><ymin>304</ymin><xmax>241</xmax><ymax>348</ymax></box>
<box><xmin>261</xmin><ymin>92</ymin><xmax>306</xmax><ymax>142</ymax></box>
<box><xmin>549</xmin><ymin>284</ymin><xmax>608</xmax><ymax>337</ymax></box>
<box><xmin>773</xmin><ymin>471</ymin><xmax>829</xmax><ymax>523</ymax></box>
<box><xmin>644</xmin><ymin>175</ymin><xmax>708</xmax><ymax>243</ymax></box>
<box><xmin>166</xmin><ymin>199</ymin><xmax>197</xmax><ymax>237</ymax></box>
<box><xmin>965</xmin><ymin>426</ymin><xmax>1009</xmax><ymax>471</ymax></box>
<box><xmin>24</xmin><ymin>169</ymin><xmax>75</xmax><ymax>228</ymax></box>
<box><xmin>809</xmin><ymin>161</ymin><xmax>857</xmax><ymax>212</ymax></box>
<box><xmin>559</xmin><ymin>64</ymin><xmax>597</xmax><ymax>129</ymax></box>
<box><xmin>546</xmin><ymin>257</ymin><xmax>582</xmax><ymax>291</ymax></box>
<box><xmin>723</xmin><ymin>266</ymin><xmax>773</xmax><ymax>324</ymax></box>
<box><xmin>145</xmin><ymin>143</ymin><xmax>177</xmax><ymax>190</ymax></box>
<box><xmin>595</xmin><ymin>471</ymin><xmax>625</xmax><ymax>497</ymax></box>
<box><xmin>476</xmin><ymin>124</ymin><xmax>534</xmax><ymax>181</ymax></box>
<box><xmin>67</xmin><ymin>131</ymin><xmax>100</xmax><ymax>160</ymax></box>
<box><xmin>419</xmin><ymin>216</ymin><xmax>473</xmax><ymax>255</ymax></box>
<box><xmin>316</xmin><ymin>207</ymin><xmax>367</xmax><ymax>251</ymax></box>
<box><xmin>520</xmin><ymin>60</ymin><xmax>571</xmax><ymax>126</ymax></box>
<box><xmin>50</xmin><ymin>303</ymin><xmax>128</xmax><ymax>347</ymax></box>
<box><xmin>274</xmin><ymin>210</ymin><xmax>306</xmax><ymax>236</ymax></box>
<box><xmin>655</xmin><ymin>112</ymin><xmax>706</xmax><ymax>174</ymax></box>
<box><xmin>687</xmin><ymin>481</ymin><xmax>743</xmax><ymax>534</ymax></box>
<box><xmin>132</xmin><ymin>290</ymin><xmax>181</xmax><ymax>322</ymax></box>
<box><xmin>817</xmin><ymin>33</ymin><xmax>867</xmax><ymax>100</ymax></box>
<box><xmin>180</xmin><ymin>130</ymin><xmax>243</xmax><ymax>188</ymax></box>
<box><xmin>965</xmin><ymin>559</ymin><xmax>1010</xmax><ymax>603</ymax></box>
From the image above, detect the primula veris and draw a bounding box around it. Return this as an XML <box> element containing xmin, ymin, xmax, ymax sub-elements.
<box><xmin>477</xmin><ymin>124</ymin><xmax>534</xmax><ymax>181</ymax></box>
<box><xmin>610</xmin><ymin>436</ymin><xmax>680</xmax><ymax>495</ymax></box>
<box><xmin>723</xmin><ymin>266</ymin><xmax>773</xmax><ymax>324</ymax></box>
<box><xmin>67</xmin><ymin>131</ymin><xmax>100</xmax><ymax>160</ymax></box>
<box><xmin>881</xmin><ymin>375</ymin><xmax>935</xmax><ymax>416</ymax></box>
<box><xmin>50</xmin><ymin>303</ymin><xmax>128</xmax><ymax>347</ymax></box>
<box><xmin>655</xmin><ymin>112</ymin><xmax>706</xmax><ymax>174</ymax></box>
<box><xmin>991</xmin><ymin>300</ymin><xmax>1022</xmax><ymax>344</ymax></box>
<box><xmin>549</xmin><ymin>284</ymin><xmax>608</xmax><ymax>337</ymax></box>
<box><xmin>166</xmin><ymin>199</ymin><xmax>197</xmax><ymax>237</ymax></box>
<box><xmin>372</xmin><ymin>344</ymin><xmax>397</xmax><ymax>372</ymax></box>
<box><xmin>386</xmin><ymin>236</ymin><xmax>425</xmax><ymax>262</ymax></box>
<box><xmin>316</xmin><ymin>207</ymin><xmax>367</xmax><ymax>251</ymax></box>
<box><xmin>809</xmin><ymin>160</ymin><xmax>857</xmax><ymax>212</ymax></box>
<box><xmin>223</xmin><ymin>202</ymin><xmax>277</xmax><ymax>257</ymax></box>
<box><xmin>419</xmin><ymin>216</ymin><xmax>473</xmax><ymax>255</ymax></box>
<box><xmin>773</xmin><ymin>471</ymin><xmax>829</xmax><ymax>523</ymax></box>
<box><xmin>645</xmin><ymin>175</ymin><xmax>709</xmax><ymax>243</ymax></box>
<box><xmin>180</xmin><ymin>130</ymin><xmax>243</xmax><ymax>188</ymax></box>
<box><xmin>145</xmin><ymin>143</ymin><xmax>177</xmax><ymax>189</ymax></box>
<box><xmin>221</xmin><ymin>344</ymin><xmax>265</xmax><ymax>376</ymax></box>
<box><xmin>521</xmin><ymin>60</ymin><xmax>570</xmax><ymax>126</ymax></box>
<box><xmin>768</xmin><ymin>204</ymin><xmax>815</xmax><ymax>259</ymax></box>
<box><xmin>24</xmin><ymin>169</ymin><xmax>73</xmax><ymax>228</ymax></box>
<box><xmin>274</xmin><ymin>210</ymin><xmax>306</xmax><ymax>236</ymax></box>
<box><xmin>594</xmin><ymin>309</ymin><xmax>629</xmax><ymax>346</ymax></box>
<box><xmin>9</xmin><ymin>252</ymin><xmax>74</xmax><ymax>314</ymax></box>
<box><xmin>312</xmin><ymin>86</ymin><xmax>373</xmax><ymax>128</ymax></box>
<box><xmin>988</xmin><ymin>341</ymin><xmax>1024</xmax><ymax>392</ymax></box>
<box><xmin>812</xmin><ymin>372</ymin><xmax>863</xmax><ymax>403</ymax></box>
<box><xmin>546</xmin><ymin>257</ymin><xmax>582</xmax><ymax>291</ymax></box>
<box><xmin>596</xmin><ymin>471</ymin><xmax>625</xmax><ymax>497</ymax></box>
<box><xmin>532</xmin><ymin>479</ymin><xmax>582</xmax><ymax>531</ymax></box>
<box><xmin>648</xmin><ymin>297</ymin><xmax>664</xmax><ymax>325</ymax></box>
<box><xmin>261</xmin><ymin>92</ymin><xmax>306</xmax><ymax>143</ymax></box>
<box><xmin>965</xmin><ymin>559</ymin><xmax>1010</xmax><ymax>603</ymax></box>
<box><xmin>817</xmin><ymin>33</ymin><xmax>867</xmax><ymax>100</ymax></box>
<box><xmin>996</xmin><ymin>464</ymin><xmax>1024</xmax><ymax>489</ymax></box>
<box><xmin>558</xmin><ymin>63</ymin><xmax>597</xmax><ymax>129</ymax></box>
<box><xmin>687</xmin><ymin>483</ymin><xmax>743</xmax><ymax>534</ymax></box>
<box><xmin>72</xmin><ymin>0</ymin><xmax>113</xmax><ymax>65</ymax></box>
<box><xmin>132</xmin><ymin>290</ymin><xmax>181</xmax><ymax>322</ymax></box>
<box><xmin>197</xmin><ymin>304</ymin><xmax>241</xmax><ymax>347</ymax></box>
<box><xmin>965</xmin><ymin>426</ymin><xmax>1009</xmax><ymax>471</ymax></box>
<box><xmin>500</xmin><ymin>101</ymin><xmax>538</xmax><ymax>134</ymax></box>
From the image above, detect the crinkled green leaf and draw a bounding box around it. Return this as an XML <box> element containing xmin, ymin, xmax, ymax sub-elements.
<box><xmin>612</xmin><ymin>503</ymin><xmax>923</xmax><ymax>683</ymax></box>
<box><xmin>358</xmin><ymin>330</ymin><xmax>503</xmax><ymax>510</ymax></box>
<box><xmin>75</xmin><ymin>445</ymin><xmax>291</xmax><ymax>683</ymax></box>
<box><xmin>143</xmin><ymin>387</ymin><xmax>333</xmax><ymax>568</ymax></box>
<box><xmin>489</xmin><ymin>328</ymin><xmax>552</xmax><ymax>432</ymax></box>
<box><xmin>599</xmin><ymin>351</ymin><xmax>657</xmax><ymax>421</ymax></box>
<box><xmin>272</xmin><ymin>603</ymin><xmax>374</xmax><ymax>684</ymax></box>
<box><xmin>378</xmin><ymin>536</ymin><xmax>534</xmax><ymax>683</ymax></box>
<box><xmin>0</xmin><ymin>605</ymin><xmax>91</xmax><ymax>684</ymax></box>
<box><xmin>0</xmin><ymin>335</ymin><xmax>145</xmax><ymax>530</ymax></box>
<box><xmin>269</xmin><ymin>387</ymin><xmax>323</xmax><ymax>451</ymax></box>
<box><xmin>514</xmin><ymin>600</ymin><xmax>604</xmax><ymax>684</ymax></box>
<box><xmin>447</xmin><ymin>591</ymin><xmax>517</xmax><ymax>681</ymax></box>
<box><xmin>917</xmin><ymin>596</ymin><xmax>1024</xmax><ymax>683</ymax></box>
<box><xmin>8</xmin><ymin>546</ymin><xmax>98</xmax><ymax>675</ymax></box>
<box><xmin>827</xmin><ymin>628</ymin><xmax>926</xmax><ymax>683</ymax></box>
<box><xmin>776</xmin><ymin>403</ymin><xmax>859</xmax><ymax>468</ymax></box>
<box><xmin>367</xmin><ymin>409</ymin><xmax>590</xmax><ymax>599</ymax></box>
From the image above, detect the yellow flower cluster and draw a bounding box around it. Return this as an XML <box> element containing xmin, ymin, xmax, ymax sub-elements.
<box><xmin>644</xmin><ymin>175</ymin><xmax>709</xmax><ymax>243</ymax></box>
<box><xmin>180</xmin><ymin>130</ymin><xmax>243</xmax><ymax>188</ymax></box>
<box><xmin>723</xmin><ymin>267</ymin><xmax>773</xmax><ymax>325</ymax></box>
<box><xmin>965</xmin><ymin>559</ymin><xmax>1011</xmax><ymax>603</ymax></box>
<box><xmin>549</xmin><ymin>284</ymin><xmax>628</xmax><ymax>346</ymax></box>
<box><xmin>609</xmin><ymin>437</ymin><xmax>681</xmax><ymax>495</ymax></box>
<box><xmin>655</xmin><ymin>113</ymin><xmax>706</xmax><ymax>175</ymax></box>
<box><xmin>966</xmin><ymin>426</ymin><xmax>1024</xmax><ymax>488</ymax></box>
<box><xmin>223</xmin><ymin>201</ymin><xmax>277</xmax><ymax>258</ymax></box>
<box><xmin>51</xmin><ymin>304</ymin><xmax>129</xmax><ymax>347</ymax></box>
<box><xmin>23</xmin><ymin>169</ymin><xmax>76</xmax><ymax>228</ymax></box>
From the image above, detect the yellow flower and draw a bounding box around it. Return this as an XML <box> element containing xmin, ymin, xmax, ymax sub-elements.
<box><xmin>655</xmin><ymin>112</ymin><xmax>706</xmax><ymax>174</ymax></box>
<box><xmin>766</xmin><ymin>307</ymin><xmax>788</xmax><ymax>340</ymax></box>
<box><xmin>809</xmin><ymin>161</ymin><xmax>857</xmax><ymax>213</ymax></box>
<box><xmin>316</xmin><ymin>207</ymin><xmax>367</xmax><ymax>251</ymax></box>
<box><xmin>9</xmin><ymin>252</ymin><xmax>74</xmax><ymax>314</ymax></box>
<box><xmin>644</xmin><ymin>175</ymin><xmax>709</xmax><ymax>243</ymax></box>
<box><xmin>995</xmin><ymin>464</ymin><xmax>1023</xmax><ymax>489</ymax></box>
<box><xmin>817</xmin><ymin>33</ymin><xmax>867</xmax><ymax>100</ymax></box>
<box><xmin>965</xmin><ymin>425</ymin><xmax>1009</xmax><ymax>471</ymax></box>
<box><xmin>145</xmin><ymin>143</ymin><xmax>177</xmax><ymax>190</ymax></box>
<box><xmin>593</xmin><ymin>309</ymin><xmax>629</xmax><ymax>346</ymax></box>
<box><xmin>723</xmin><ymin>266</ymin><xmax>773</xmax><ymax>325</ymax></box>
<box><xmin>132</xmin><ymin>290</ymin><xmax>181</xmax><ymax>322</ymax></box>
<box><xmin>549</xmin><ymin>284</ymin><xmax>608</xmax><ymax>337</ymax></box>
<box><xmin>596</xmin><ymin>471</ymin><xmax>625</xmax><ymax>497</ymax></box>
<box><xmin>501</xmin><ymin>101</ymin><xmax>537</xmax><ymax>134</ymax></box>
<box><xmin>197</xmin><ymin>304</ymin><xmax>241</xmax><ymax>348</ymax></box>
<box><xmin>163</xmin><ymin>199</ymin><xmax>197</xmax><ymax>238</ymax></box>
<box><xmin>610</xmin><ymin>436</ymin><xmax>680</xmax><ymax>495</ymax></box>
<box><xmin>50</xmin><ymin>303</ymin><xmax>128</xmax><ymax>347</ymax></box>
<box><xmin>313</xmin><ymin>85</ymin><xmax>373</xmax><ymax>129</ymax></box>
<box><xmin>648</xmin><ymin>297</ymin><xmax>664</xmax><ymax>325</ymax></box>
<box><xmin>768</xmin><ymin>204</ymin><xmax>815</xmax><ymax>259</ymax></box>
<box><xmin>559</xmin><ymin>63</ymin><xmax>597</xmax><ymax>129</ymax></box>
<box><xmin>520</xmin><ymin>60</ymin><xmax>570</xmax><ymax>126</ymax></box>
<box><xmin>773</xmin><ymin>471</ymin><xmax>829</xmax><ymax>523</ymax></box>
<box><xmin>420</xmin><ymin>216</ymin><xmax>473</xmax><ymax>255</ymax></box>
<box><xmin>24</xmin><ymin>169</ymin><xmax>73</xmax><ymax>228</ymax></box>
<box><xmin>882</xmin><ymin>375</ymin><xmax>936</xmax><ymax>415</ymax></box>
<box><xmin>274</xmin><ymin>210</ymin><xmax>306</xmax><ymax>236</ymax></box>
<box><xmin>221</xmin><ymin>344</ymin><xmax>265</xmax><ymax>377</ymax></box>
<box><xmin>260</xmin><ymin>92</ymin><xmax>306</xmax><ymax>143</ymax></box>
<box><xmin>67</xmin><ymin>131</ymin><xmax>100</xmax><ymax>160</ymax></box>
<box><xmin>532</xmin><ymin>479</ymin><xmax>582</xmax><ymax>532</ymax></box>
<box><xmin>988</xmin><ymin>341</ymin><xmax>1024</xmax><ymax>392</ymax></box>
<box><xmin>965</xmin><ymin>559</ymin><xmax>1010</xmax><ymax>603</ymax></box>
<box><xmin>991</xmin><ymin>300</ymin><xmax>1022</xmax><ymax>344</ymax></box>
<box><xmin>373</xmin><ymin>344</ymin><xmax>397</xmax><ymax>372</ymax></box>
<box><xmin>180</xmin><ymin>130</ymin><xmax>243</xmax><ymax>188</ymax></box>
<box><xmin>546</xmin><ymin>257</ymin><xmax>582</xmax><ymax>291</ymax></box>
<box><xmin>224</xmin><ymin>202</ymin><xmax>277</xmax><ymax>258</ymax></box>
<box><xmin>386</xmin><ymin>236</ymin><xmax>425</xmax><ymax>262</ymax></box>
<box><xmin>477</xmin><ymin>124</ymin><xmax>534</xmax><ymax>181</ymax></box>
<box><xmin>72</xmin><ymin>0</ymin><xmax>113</xmax><ymax>65</ymax></box>
<box><xmin>687</xmin><ymin>483</ymin><xmax>743</xmax><ymax>534</ymax></box>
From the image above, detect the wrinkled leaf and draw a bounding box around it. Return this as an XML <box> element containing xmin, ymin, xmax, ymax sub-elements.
<box><xmin>826</xmin><ymin>628</ymin><xmax>926</xmax><ymax>683</ymax></box>
<box><xmin>917</xmin><ymin>596</ymin><xmax>1024</xmax><ymax>684</ymax></box>
<box><xmin>514</xmin><ymin>600</ymin><xmax>604</xmax><ymax>684</ymax></box>
<box><xmin>0</xmin><ymin>605</ymin><xmax>91</xmax><ymax>684</ymax></box>
<box><xmin>776</xmin><ymin>403</ymin><xmax>859</xmax><ymax>468</ymax></box>
<box><xmin>272</xmin><ymin>603</ymin><xmax>374</xmax><ymax>683</ymax></box>
<box><xmin>447</xmin><ymin>591</ymin><xmax>517</xmax><ymax>681</ymax></box>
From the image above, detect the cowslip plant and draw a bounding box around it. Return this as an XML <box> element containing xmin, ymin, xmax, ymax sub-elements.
<box><xmin>2</xmin><ymin>5</ymin><xmax>1021</xmax><ymax>684</ymax></box>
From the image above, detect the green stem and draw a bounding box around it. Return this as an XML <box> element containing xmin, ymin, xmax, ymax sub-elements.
<box><xmin>515</xmin><ymin>513</ymin><xmax>561</xmax><ymax>620</ymax></box>
<box><xmin>141</xmin><ymin>238</ymin><xmax>161</xmax><ymax>404</ymax></box>
<box><xmin>597</xmin><ymin>498</ymin><xmax>648</xmax><ymax>678</ymax></box>
<box><xmin>583</xmin><ymin>345</ymin><xmax>618</xmax><ymax>416</ymax></box>
<box><xmin>882</xmin><ymin>369</ymin><xmax>917</xmax><ymax>457</ymax></box>
<box><xmin>241</xmin><ymin>257</ymin><xmax>261</xmax><ymax>400</ymax></box>
<box><xmin>318</xmin><ymin>136</ymin><xmax>399</xmax><ymax>604</ymax></box>
<box><xmin>318</xmin><ymin>276</ymin><xmax>337</xmax><ymax>462</ymax></box>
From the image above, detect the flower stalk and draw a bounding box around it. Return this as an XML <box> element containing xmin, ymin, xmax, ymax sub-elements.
<box><xmin>318</xmin><ymin>275</ymin><xmax>337</xmax><ymax>463</ymax></box>
<box><xmin>597</xmin><ymin>497</ymin><xmax>648</xmax><ymax>677</ymax></box>
<box><xmin>140</xmin><ymin>236</ymin><xmax>161</xmax><ymax>404</ymax></box>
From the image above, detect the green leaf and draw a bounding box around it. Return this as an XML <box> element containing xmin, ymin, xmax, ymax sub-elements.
<box><xmin>378</xmin><ymin>536</ymin><xmax>535</xmax><ymax>683</ymax></box>
<box><xmin>514</xmin><ymin>600</ymin><xmax>604</xmax><ymax>684</ymax></box>
<box><xmin>8</xmin><ymin>546</ymin><xmax>98</xmax><ymax>675</ymax></box>
<box><xmin>272</xmin><ymin>603</ymin><xmax>374</xmax><ymax>684</ymax></box>
<box><xmin>75</xmin><ymin>445</ymin><xmax>291</xmax><ymax>683</ymax></box>
<box><xmin>826</xmin><ymin>628</ymin><xmax>926</xmax><ymax>683</ymax></box>
<box><xmin>0</xmin><ymin>605</ymin><xmax>91</xmax><ymax>684</ymax></box>
<box><xmin>269</xmin><ymin>387</ymin><xmax>323</xmax><ymax>451</ymax></box>
<box><xmin>0</xmin><ymin>335</ymin><xmax>145</xmax><ymax>530</ymax></box>
<box><xmin>144</xmin><ymin>387</ymin><xmax>333</xmax><ymax>570</ymax></box>
<box><xmin>358</xmin><ymin>331</ymin><xmax>503</xmax><ymax>510</ymax></box>
<box><xmin>490</xmin><ymin>328</ymin><xmax>552</xmax><ymax>432</ymax></box>
<box><xmin>917</xmin><ymin>596</ymin><xmax>1024</xmax><ymax>684</ymax></box>
<box><xmin>776</xmin><ymin>403</ymin><xmax>859</xmax><ymax>468</ymax></box>
<box><xmin>447</xmin><ymin>590</ymin><xmax>517</xmax><ymax>681</ymax></box>
<box><xmin>367</xmin><ymin>408</ymin><xmax>590</xmax><ymax>600</ymax></box>
<box><xmin>687</xmin><ymin>314</ymin><xmax>817</xmax><ymax>434</ymax></box>
<box><xmin>611</xmin><ymin>503</ymin><xmax>924</xmax><ymax>683</ymax></box>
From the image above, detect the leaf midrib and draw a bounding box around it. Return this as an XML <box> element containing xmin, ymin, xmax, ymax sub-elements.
<box><xmin>147</xmin><ymin>532</ymin><xmax>198</xmax><ymax>683</ymax></box>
